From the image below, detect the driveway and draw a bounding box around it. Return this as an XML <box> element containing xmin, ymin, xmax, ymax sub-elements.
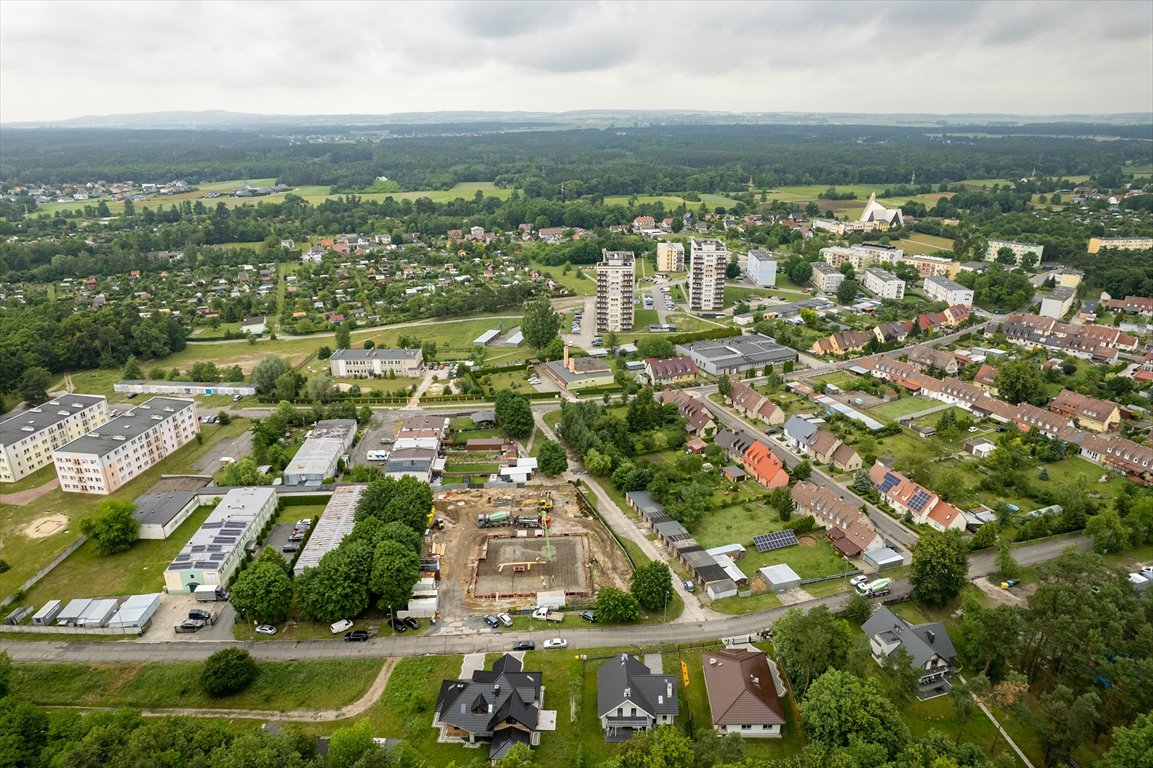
<box><xmin>141</xmin><ymin>592</ymin><xmax>236</xmax><ymax>643</ymax></box>
<box><xmin>192</xmin><ymin>430</ymin><xmax>253</xmax><ymax>474</ymax></box>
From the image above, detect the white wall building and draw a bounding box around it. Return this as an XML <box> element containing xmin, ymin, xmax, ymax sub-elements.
<box><xmin>1039</xmin><ymin>286</ymin><xmax>1077</xmax><ymax>319</ymax></box>
<box><xmin>810</xmin><ymin>262</ymin><xmax>845</xmax><ymax>295</ymax></box>
<box><xmin>689</xmin><ymin>238</ymin><xmax>728</xmax><ymax>312</ymax></box>
<box><xmin>52</xmin><ymin>398</ymin><xmax>198</xmax><ymax>495</ymax></box>
<box><xmin>862</xmin><ymin>268</ymin><xmax>906</xmax><ymax>300</ymax></box>
<box><xmin>1</xmin><ymin>394</ymin><xmax>109</xmax><ymax>482</ymax></box>
<box><xmin>283</xmin><ymin>419</ymin><xmax>357</xmax><ymax>485</ymax></box>
<box><xmin>922</xmin><ymin>276</ymin><xmax>974</xmax><ymax>307</ymax></box>
<box><xmin>595</xmin><ymin>250</ymin><xmax>636</xmax><ymax>332</ymax></box>
<box><xmin>329</xmin><ymin>348</ymin><xmax>424</xmax><ymax>377</ymax></box>
<box><xmin>985</xmin><ymin>239</ymin><xmax>1044</xmax><ymax>265</ymax></box>
<box><xmin>164</xmin><ymin>487</ymin><xmax>279</xmax><ymax>592</ymax></box>
<box><xmin>746</xmin><ymin>249</ymin><xmax>777</xmax><ymax>287</ymax></box>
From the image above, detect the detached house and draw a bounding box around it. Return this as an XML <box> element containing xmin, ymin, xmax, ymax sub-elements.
<box><xmin>862</xmin><ymin>606</ymin><xmax>957</xmax><ymax>700</ymax></box>
<box><xmin>725</xmin><ymin>381</ymin><xmax>785</xmax><ymax>426</ymax></box>
<box><xmin>905</xmin><ymin>346</ymin><xmax>958</xmax><ymax>375</ymax></box>
<box><xmin>783</xmin><ymin>416</ymin><xmax>818</xmax><ymax>451</ymax></box>
<box><xmin>598</xmin><ymin>654</ymin><xmax>678</xmax><ymax>742</ymax></box>
<box><xmin>701</xmin><ymin>648</ymin><xmax>787</xmax><ymax>738</ymax></box>
<box><xmin>973</xmin><ymin>364</ymin><xmax>999</xmax><ymax>395</ymax></box>
<box><xmin>433</xmin><ymin>654</ymin><xmax>545</xmax><ymax>761</ymax></box>
<box><xmin>742</xmin><ymin>441</ymin><xmax>790</xmax><ymax>490</ymax></box>
<box><xmin>1047</xmin><ymin>389</ymin><xmax>1120</xmax><ymax>433</ymax></box>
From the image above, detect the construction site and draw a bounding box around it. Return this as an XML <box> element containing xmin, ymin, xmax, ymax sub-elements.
<box><xmin>429</xmin><ymin>485</ymin><xmax>634</xmax><ymax>614</ymax></box>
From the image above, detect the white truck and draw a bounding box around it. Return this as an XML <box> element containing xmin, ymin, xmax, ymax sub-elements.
<box><xmin>366</xmin><ymin>451</ymin><xmax>389</xmax><ymax>462</ymax></box>
<box><xmin>855</xmin><ymin>577</ymin><xmax>892</xmax><ymax>598</ymax></box>
<box><xmin>193</xmin><ymin>584</ymin><xmax>229</xmax><ymax>602</ymax></box>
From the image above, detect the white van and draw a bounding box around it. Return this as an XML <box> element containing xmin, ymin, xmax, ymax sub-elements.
<box><xmin>330</xmin><ymin>619</ymin><xmax>354</xmax><ymax>634</ymax></box>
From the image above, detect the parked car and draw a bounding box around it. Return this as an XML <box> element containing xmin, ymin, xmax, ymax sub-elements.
<box><xmin>496</xmin><ymin>612</ymin><xmax>513</xmax><ymax>627</ymax></box>
<box><xmin>288</xmin><ymin>534</ymin><xmax>304</xmax><ymax>542</ymax></box>
<box><xmin>282</xmin><ymin>543</ymin><xmax>299</xmax><ymax>553</ymax></box>
<box><xmin>531</xmin><ymin>606</ymin><xmax>550</xmax><ymax>620</ymax></box>
<box><xmin>543</xmin><ymin>638</ymin><xmax>568</xmax><ymax>649</ymax></box>
<box><xmin>255</xmin><ymin>624</ymin><xmax>277</xmax><ymax>636</ymax></box>
<box><xmin>389</xmin><ymin>619</ymin><xmax>408</xmax><ymax>633</ymax></box>
<box><xmin>175</xmin><ymin>619</ymin><xmax>205</xmax><ymax>633</ymax></box>
<box><xmin>188</xmin><ymin>608</ymin><xmax>212</xmax><ymax>621</ymax></box>
<box><xmin>579</xmin><ymin>611</ymin><xmax>596</xmax><ymax>623</ymax></box>
<box><xmin>403</xmin><ymin>617</ymin><xmax>420</xmax><ymax>629</ymax></box>
<box><xmin>682</xmin><ymin>579</ymin><xmax>696</xmax><ymax>593</ymax></box>
<box><xmin>295</xmin><ymin>519</ymin><xmax>312</xmax><ymax>527</ymax></box>
<box><xmin>344</xmin><ymin>630</ymin><xmax>370</xmax><ymax>642</ymax></box>
<box><xmin>850</xmin><ymin>575</ymin><xmax>869</xmax><ymax>587</ymax></box>
<box><xmin>232</xmin><ymin>394</ymin><xmax>243</xmax><ymax>402</ymax></box>
<box><xmin>483</xmin><ymin>614</ymin><xmax>500</xmax><ymax>628</ymax></box>
<box><xmin>512</xmin><ymin>640</ymin><xmax>536</xmax><ymax>651</ymax></box>
<box><xmin>330</xmin><ymin>619</ymin><xmax>354</xmax><ymax>634</ymax></box>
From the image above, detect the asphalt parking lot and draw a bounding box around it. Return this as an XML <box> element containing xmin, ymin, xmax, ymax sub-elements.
<box><xmin>265</xmin><ymin>522</ymin><xmax>307</xmax><ymax>564</ymax></box>
<box><xmin>141</xmin><ymin>592</ymin><xmax>236</xmax><ymax>643</ymax></box>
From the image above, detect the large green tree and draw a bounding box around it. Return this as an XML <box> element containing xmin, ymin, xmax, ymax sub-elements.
<box><xmin>370</xmin><ymin>540</ymin><xmax>421</xmax><ymax>614</ymax></box>
<box><xmin>17</xmin><ymin>366</ymin><xmax>51</xmax><ymax>406</ymax></box>
<box><xmin>800</xmin><ymin>669</ymin><xmax>910</xmax><ymax>758</ymax></box>
<box><xmin>201</xmin><ymin>649</ymin><xmax>258</xmax><ymax>697</ymax></box>
<box><xmin>773</xmin><ymin>605</ymin><xmax>853</xmax><ymax>692</ymax></box>
<box><xmin>631</xmin><ymin>561</ymin><xmax>674</xmax><ymax>612</ymax></box>
<box><xmin>494</xmin><ymin>389</ymin><xmax>534</xmax><ymax>438</ymax></box>
<box><xmin>355</xmin><ymin>475</ymin><xmax>434</xmax><ymax>534</ymax></box>
<box><xmin>537</xmin><ymin>438</ymin><xmax>568</xmax><ymax>476</ymax></box>
<box><xmin>994</xmin><ymin>357</ymin><xmax>1046</xmax><ymax>405</ymax></box>
<box><xmin>251</xmin><ymin>356</ymin><xmax>291</xmax><ymax>394</ymax></box>
<box><xmin>229</xmin><ymin>561</ymin><xmax>294</xmax><ymax>624</ymax></box>
<box><xmin>294</xmin><ymin>555</ymin><xmax>369</xmax><ymax>622</ymax></box>
<box><xmin>521</xmin><ymin>297</ymin><xmax>561</xmax><ymax>349</ymax></box>
<box><xmin>909</xmin><ymin>529</ymin><xmax>969</xmax><ymax>607</ymax></box>
<box><xmin>78</xmin><ymin>500</ymin><xmax>139</xmax><ymax>556</ymax></box>
<box><xmin>1038</xmin><ymin>684</ymin><xmax>1101</xmax><ymax>768</ymax></box>
<box><xmin>1098</xmin><ymin>713</ymin><xmax>1153</xmax><ymax>768</ymax></box>
<box><xmin>595</xmin><ymin>587</ymin><xmax>640</xmax><ymax>623</ymax></box>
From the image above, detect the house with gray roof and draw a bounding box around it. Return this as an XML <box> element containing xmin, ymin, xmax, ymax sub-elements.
<box><xmin>433</xmin><ymin>654</ymin><xmax>545</xmax><ymax>761</ymax></box>
<box><xmin>598</xmin><ymin>654</ymin><xmax>678</xmax><ymax>742</ymax></box>
<box><xmin>861</xmin><ymin>606</ymin><xmax>957</xmax><ymax>699</ymax></box>
<box><xmin>783</xmin><ymin>416</ymin><xmax>818</xmax><ymax>451</ymax></box>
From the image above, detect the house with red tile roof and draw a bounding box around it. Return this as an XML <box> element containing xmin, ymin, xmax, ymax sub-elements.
<box><xmin>1047</xmin><ymin>389</ymin><xmax>1120</xmax><ymax>433</ymax></box>
<box><xmin>791</xmin><ymin>481</ymin><xmax>879</xmax><ymax>556</ymax></box>
<box><xmin>868</xmin><ymin>461</ymin><xmax>966</xmax><ymax>532</ymax></box>
<box><xmin>643</xmin><ymin>356</ymin><xmax>699</xmax><ymax>387</ymax></box>
<box><xmin>742</xmin><ymin>442</ymin><xmax>789</xmax><ymax>490</ymax></box>
<box><xmin>973</xmin><ymin>364</ymin><xmax>999</xmax><ymax>395</ymax></box>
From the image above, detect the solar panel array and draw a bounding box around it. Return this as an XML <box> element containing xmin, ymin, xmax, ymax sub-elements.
<box><xmin>908</xmin><ymin>488</ymin><xmax>933</xmax><ymax>512</ymax></box>
<box><xmin>753</xmin><ymin>529</ymin><xmax>799</xmax><ymax>553</ymax></box>
<box><xmin>879</xmin><ymin>472</ymin><xmax>902</xmax><ymax>494</ymax></box>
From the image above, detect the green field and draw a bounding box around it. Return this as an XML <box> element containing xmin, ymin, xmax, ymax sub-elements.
<box><xmin>602</xmin><ymin>192</ymin><xmax>742</xmax><ymax>209</ymax></box>
<box><xmin>527</xmin><ymin>260</ymin><xmax>597</xmax><ymax>296</ymax></box>
<box><xmin>892</xmin><ymin>234</ymin><xmax>956</xmax><ymax>256</ymax></box>
<box><xmin>867</xmin><ymin>396</ymin><xmax>940</xmax><ymax>421</ymax></box>
<box><xmin>10</xmin><ymin>658</ymin><xmax>382</xmax><ymax>711</ymax></box>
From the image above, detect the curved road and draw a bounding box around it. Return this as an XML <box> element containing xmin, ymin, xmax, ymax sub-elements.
<box><xmin>4</xmin><ymin>535</ymin><xmax>1088</xmax><ymax>665</ymax></box>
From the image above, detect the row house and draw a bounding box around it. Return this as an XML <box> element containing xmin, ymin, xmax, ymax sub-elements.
<box><xmin>869</xmin><ymin>461</ymin><xmax>966</xmax><ymax>532</ymax></box>
<box><xmin>1079</xmin><ymin>435</ymin><xmax>1153</xmax><ymax>483</ymax></box>
<box><xmin>783</xmin><ymin>416</ymin><xmax>861</xmax><ymax>472</ymax></box>
<box><xmin>1047</xmin><ymin>389</ymin><xmax>1120</xmax><ymax>433</ymax></box>
<box><xmin>791</xmin><ymin>481</ymin><xmax>880</xmax><ymax>558</ymax></box>
<box><xmin>1104</xmin><ymin>295</ymin><xmax>1153</xmax><ymax>317</ymax></box>
<box><xmin>905</xmin><ymin>346</ymin><xmax>959</xmax><ymax>375</ymax></box>
<box><xmin>715</xmin><ymin>428</ymin><xmax>759</xmax><ymax>463</ymax></box>
<box><xmin>874</xmin><ymin>321</ymin><xmax>913</xmax><ymax>344</ymax></box>
<box><xmin>973</xmin><ymin>364</ymin><xmax>999</xmax><ymax>395</ymax></box>
<box><xmin>810</xmin><ymin>330</ymin><xmax>874</xmax><ymax>356</ymax></box>
<box><xmin>724</xmin><ymin>381</ymin><xmax>785</xmax><ymax>427</ymax></box>
<box><xmin>643</xmin><ymin>356</ymin><xmax>699</xmax><ymax>387</ymax></box>
<box><xmin>661</xmin><ymin>391</ymin><xmax>716</xmax><ymax>437</ymax></box>
<box><xmin>742</xmin><ymin>441</ymin><xmax>790</xmax><ymax>490</ymax></box>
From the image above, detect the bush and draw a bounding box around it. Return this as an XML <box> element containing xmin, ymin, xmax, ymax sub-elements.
<box><xmin>201</xmin><ymin>648</ymin><xmax>257</xmax><ymax>697</ymax></box>
<box><xmin>783</xmin><ymin>515</ymin><xmax>817</xmax><ymax>534</ymax></box>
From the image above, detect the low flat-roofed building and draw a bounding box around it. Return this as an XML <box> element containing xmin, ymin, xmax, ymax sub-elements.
<box><xmin>133</xmin><ymin>488</ymin><xmax>206</xmax><ymax>539</ymax></box>
<box><xmin>283</xmin><ymin>419</ymin><xmax>357</xmax><ymax>485</ymax></box>
<box><xmin>678</xmin><ymin>333</ymin><xmax>797</xmax><ymax>376</ymax></box>
<box><xmin>329</xmin><ymin>347</ymin><xmax>424</xmax><ymax>377</ymax></box>
<box><xmin>1</xmin><ymin>394</ymin><xmax>109</xmax><ymax>482</ymax></box>
<box><xmin>294</xmin><ymin>484</ymin><xmax>363</xmax><ymax>575</ymax></box>
<box><xmin>114</xmin><ymin>380</ymin><xmax>256</xmax><ymax>397</ymax></box>
<box><xmin>165</xmin><ymin>487</ymin><xmax>278</xmax><ymax>592</ymax></box>
<box><xmin>52</xmin><ymin>397</ymin><xmax>198</xmax><ymax>495</ymax></box>
<box><xmin>540</xmin><ymin>346</ymin><xmax>615</xmax><ymax>390</ymax></box>
<box><xmin>1039</xmin><ymin>286</ymin><xmax>1076</xmax><ymax>319</ymax></box>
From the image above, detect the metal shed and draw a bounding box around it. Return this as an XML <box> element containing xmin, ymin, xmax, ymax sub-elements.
<box><xmin>107</xmin><ymin>594</ymin><xmax>162</xmax><ymax>628</ymax></box>
<box><xmin>758</xmin><ymin>564</ymin><xmax>801</xmax><ymax>593</ymax></box>
<box><xmin>78</xmin><ymin>598</ymin><xmax>119</xmax><ymax>627</ymax></box>
<box><xmin>864</xmin><ymin>546</ymin><xmax>905</xmax><ymax>570</ymax></box>
<box><xmin>32</xmin><ymin>599</ymin><xmax>63</xmax><ymax>626</ymax></box>
<box><xmin>56</xmin><ymin>598</ymin><xmax>93</xmax><ymax>626</ymax></box>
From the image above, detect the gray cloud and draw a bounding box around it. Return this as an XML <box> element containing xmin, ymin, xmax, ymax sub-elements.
<box><xmin>0</xmin><ymin>0</ymin><xmax>1149</xmax><ymax>122</ymax></box>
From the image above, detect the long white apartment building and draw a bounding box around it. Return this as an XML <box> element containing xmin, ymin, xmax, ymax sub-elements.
<box><xmin>821</xmin><ymin>244</ymin><xmax>903</xmax><ymax>271</ymax></box>
<box><xmin>52</xmin><ymin>397</ymin><xmax>198</xmax><ymax>495</ymax></box>
<box><xmin>862</xmin><ymin>268</ymin><xmax>906</xmax><ymax>300</ymax></box>
<box><xmin>985</xmin><ymin>239</ymin><xmax>1044</xmax><ymax>264</ymax></box>
<box><xmin>656</xmin><ymin>241</ymin><xmax>685</xmax><ymax>273</ymax></box>
<box><xmin>922</xmin><ymin>276</ymin><xmax>974</xmax><ymax>307</ymax></box>
<box><xmin>689</xmin><ymin>238</ymin><xmax>728</xmax><ymax>312</ymax></box>
<box><xmin>810</xmin><ymin>262</ymin><xmax>845</xmax><ymax>295</ymax></box>
<box><xmin>1</xmin><ymin>394</ymin><xmax>109</xmax><ymax>482</ymax></box>
<box><xmin>329</xmin><ymin>347</ymin><xmax>424</xmax><ymax>378</ymax></box>
<box><xmin>595</xmin><ymin>250</ymin><xmax>636</xmax><ymax>332</ymax></box>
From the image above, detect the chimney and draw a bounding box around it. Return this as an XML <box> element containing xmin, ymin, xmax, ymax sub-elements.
<box><xmin>563</xmin><ymin>344</ymin><xmax>570</xmax><ymax>370</ymax></box>
<box><xmin>926</xmin><ymin>630</ymin><xmax>935</xmax><ymax>643</ymax></box>
<box><xmin>494</xmin><ymin>684</ymin><xmax>500</xmax><ymax>697</ymax></box>
<box><xmin>667</xmin><ymin>681</ymin><xmax>673</xmax><ymax>698</ymax></box>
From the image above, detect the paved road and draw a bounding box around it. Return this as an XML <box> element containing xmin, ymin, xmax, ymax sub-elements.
<box><xmin>2</xmin><ymin>535</ymin><xmax>1089</xmax><ymax>665</ymax></box>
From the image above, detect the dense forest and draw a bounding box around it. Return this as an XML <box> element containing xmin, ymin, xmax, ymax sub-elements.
<box><xmin>3</xmin><ymin>123</ymin><xmax>1150</xmax><ymax>194</ymax></box>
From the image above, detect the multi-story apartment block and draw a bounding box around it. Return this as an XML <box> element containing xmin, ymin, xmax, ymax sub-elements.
<box><xmin>852</xmin><ymin>243</ymin><xmax>904</xmax><ymax>264</ymax></box>
<box><xmin>985</xmin><ymin>239</ymin><xmax>1044</xmax><ymax>265</ymax></box>
<box><xmin>862</xmin><ymin>268</ymin><xmax>906</xmax><ymax>300</ymax></box>
<box><xmin>1039</xmin><ymin>286</ymin><xmax>1076</xmax><ymax>319</ymax></box>
<box><xmin>1087</xmin><ymin>236</ymin><xmax>1153</xmax><ymax>254</ymax></box>
<box><xmin>746</xmin><ymin>249</ymin><xmax>777</xmax><ymax>287</ymax></box>
<box><xmin>656</xmin><ymin>241</ymin><xmax>685</xmax><ymax>273</ymax></box>
<box><xmin>53</xmin><ymin>397</ymin><xmax>198</xmax><ymax>495</ymax></box>
<box><xmin>810</xmin><ymin>262</ymin><xmax>846</xmax><ymax>295</ymax></box>
<box><xmin>689</xmin><ymin>238</ymin><xmax>727</xmax><ymax>312</ymax></box>
<box><xmin>922</xmin><ymin>276</ymin><xmax>974</xmax><ymax>307</ymax></box>
<box><xmin>820</xmin><ymin>244</ymin><xmax>902</xmax><ymax>272</ymax></box>
<box><xmin>0</xmin><ymin>395</ymin><xmax>110</xmax><ymax>483</ymax></box>
<box><xmin>904</xmin><ymin>254</ymin><xmax>960</xmax><ymax>279</ymax></box>
<box><xmin>329</xmin><ymin>347</ymin><xmax>424</xmax><ymax>377</ymax></box>
<box><xmin>595</xmin><ymin>250</ymin><xmax>636</xmax><ymax>332</ymax></box>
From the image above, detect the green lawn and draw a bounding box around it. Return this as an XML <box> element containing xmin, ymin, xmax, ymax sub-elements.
<box><xmin>10</xmin><ymin>658</ymin><xmax>382</xmax><ymax>711</ymax></box>
<box><xmin>867</xmin><ymin>396</ymin><xmax>940</xmax><ymax>421</ymax></box>
<box><xmin>0</xmin><ymin>418</ymin><xmax>251</xmax><ymax>600</ymax></box>
<box><xmin>892</xmin><ymin>235</ymin><xmax>955</xmax><ymax>256</ymax></box>
<box><xmin>527</xmin><ymin>260</ymin><xmax>597</xmax><ymax>296</ymax></box>
<box><xmin>634</xmin><ymin>308</ymin><xmax>659</xmax><ymax>326</ymax></box>
<box><xmin>0</xmin><ymin>463</ymin><xmax>59</xmax><ymax>495</ymax></box>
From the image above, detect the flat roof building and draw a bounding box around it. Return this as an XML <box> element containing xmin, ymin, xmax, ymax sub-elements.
<box><xmin>986</xmin><ymin>239</ymin><xmax>1044</xmax><ymax>265</ymax></box>
<box><xmin>283</xmin><ymin>419</ymin><xmax>356</xmax><ymax>485</ymax></box>
<box><xmin>1</xmin><ymin>394</ymin><xmax>109</xmax><ymax>483</ymax></box>
<box><xmin>329</xmin><ymin>347</ymin><xmax>424</xmax><ymax>378</ymax></box>
<box><xmin>294</xmin><ymin>484</ymin><xmax>363</xmax><ymax>575</ymax></box>
<box><xmin>810</xmin><ymin>262</ymin><xmax>845</xmax><ymax>295</ymax></box>
<box><xmin>165</xmin><ymin>487</ymin><xmax>278</xmax><ymax>592</ymax></box>
<box><xmin>922</xmin><ymin>276</ymin><xmax>974</xmax><ymax>307</ymax></box>
<box><xmin>595</xmin><ymin>250</ymin><xmax>636</xmax><ymax>332</ymax></box>
<box><xmin>678</xmin><ymin>333</ymin><xmax>798</xmax><ymax>376</ymax></box>
<box><xmin>1039</xmin><ymin>286</ymin><xmax>1076</xmax><ymax>320</ymax></box>
<box><xmin>689</xmin><ymin>238</ymin><xmax>727</xmax><ymax>312</ymax></box>
<box><xmin>133</xmin><ymin>489</ymin><xmax>204</xmax><ymax>540</ymax></box>
<box><xmin>115</xmin><ymin>380</ymin><xmax>256</xmax><ymax>397</ymax></box>
<box><xmin>52</xmin><ymin>398</ymin><xmax>198</xmax><ymax>495</ymax></box>
<box><xmin>656</xmin><ymin>241</ymin><xmax>685</xmax><ymax>273</ymax></box>
<box><xmin>862</xmin><ymin>268</ymin><xmax>906</xmax><ymax>301</ymax></box>
<box><xmin>746</xmin><ymin>249</ymin><xmax>777</xmax><ymax>287</ymax></box>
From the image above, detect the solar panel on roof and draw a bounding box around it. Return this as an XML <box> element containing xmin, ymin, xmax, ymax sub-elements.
<box><xmin>908</xmin><ymin>488</ymin><xmax>932</xmax><ymax>512</ymax></box>
<box><xmin>753</xmin><ymin>530</ymin><xmax>799</xmax><ymax>552</ymax></box>
<box><xmin>879</xmin><ymin>473</ymin><xmax>901</xmax><ymax>494</ymax></box>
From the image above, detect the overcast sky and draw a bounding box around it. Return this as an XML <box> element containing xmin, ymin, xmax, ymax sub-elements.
<box><xmin>2</xmin><ymin>0</ymin><xmax>1151</xmax><ymax>122</ymax></box>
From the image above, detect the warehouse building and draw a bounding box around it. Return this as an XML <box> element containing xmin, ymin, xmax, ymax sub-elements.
<box><xmin>114</xmin><ymin>380</ymin><xmax>256</xmax><ymax>397</ymax></box>
<box><xmin>164</xmin><ymin>487</ymin><xmax>278</xmax><ymax>592</ymax></box>
<box><xmin>678</xmin><ymin>333</ymin><xmax>798</xmax><ymax>376</ymax></box>
<box><xmin>132</xmin><ymin>489</ymin><xmax>207</xmax><ymax>539</ymax></box>
<box><xmin>0</xmin><ymin>394</ymin><xmax>109</xmax><ymax>482</ymax></box>
<box><xmin>52</xmin><ymin>398</ymin><xmax>198</xmax><ymax>495</ymax></box>
<box><xmin>283</xmin><ymin>419</ymin><xmax>357</xmax><ymax>485</ymax></box>
<box><xmin>294</xmin><ymin>484</ymin><xmax>364</xmax><ymax>575</ymax></box>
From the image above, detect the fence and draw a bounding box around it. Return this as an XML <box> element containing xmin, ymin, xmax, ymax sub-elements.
<box><xmin>0</xmin><ymin>622</ymin><xmax>147</xmax><ymax>637</ymax></box>
<box><xmin>0</xmin><ymin>535</ymin><xmax>88</xmax><ymax>608</ymax></box>
<box><xmin>569</xmin><ymin>480</ymin><xmax>637</xmax><ymax>572</ymax></box>
<box><xmin>799</xmin><ymin>569</ymin><xmax>861</xmax><ymax>586</ymax></box>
